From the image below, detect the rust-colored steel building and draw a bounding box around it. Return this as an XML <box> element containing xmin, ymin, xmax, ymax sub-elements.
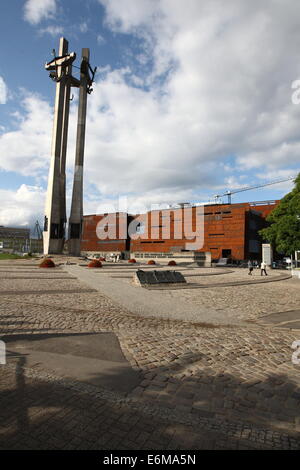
<box><xmin>81</xmin><ymin>212</ymin><xmax>130</xmax><ymax>253</ymax></box>
<box><xmin>81</xmin><ymin>200</ymin><xmax>278</xmax><ymax>261</ymax></box>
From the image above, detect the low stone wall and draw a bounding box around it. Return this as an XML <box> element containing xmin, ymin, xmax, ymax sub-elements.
<box><xmin>82</xmin><ymin>251</ymin><xmax>126</xmax><ymax>259</ymax></box>
<box><xmin>81</xmin><ymin>250</ymin><xmax>212</xmax><ymax>266</ymax></box>
<box><xmin>131</xmin><ymin>251</ymin><xmax>211</xmax><ymax>266</ymax></box>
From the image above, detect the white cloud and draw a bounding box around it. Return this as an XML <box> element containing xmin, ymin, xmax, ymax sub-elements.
<box><xmin>90</xmin><ymin>0</ymin><xmax>300</xmax><ymax>196</ymax></box>
<box><xmin>0</xmin><ymin>184</ymin><xmax>45</xmax><ymax>227</ymax></box>
<box><xmin>79</xmin><ymin>22</ymin><xmax>88</xmax><ymax>33</ymax></box>
<box><xmin>24</xmin><ymin>0</ymin><xmax>57</xmax><ymax>25</ymax></box>
<box><xmin>100</xmin><ymin>0</ymin><xmax>160</xmax><ymax>33</ymax></box>
<box><xmin>97</xmin><ymin>34</ymin><xmax>106</xmax><ymax>45</ymax></box>
<box><xmin>0</xmin><ymin>93</ymin><xmax>52</xmax><ymax>176</ymax></box>
<box><xmin>39</xmin><ymin>25</ymin><xmax>63</xmax><ymax>36</ymax></box>
<box><xmin>0</xmin><ymin>77</ymin><xmax>7</xmax><ymax>104</ymax></box>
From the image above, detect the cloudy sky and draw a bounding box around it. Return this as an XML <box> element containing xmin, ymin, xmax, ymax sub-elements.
<box><xmin>0</xmin><ymin>0</ymin><xmax>299</xmax><ymax>228</ymax></box>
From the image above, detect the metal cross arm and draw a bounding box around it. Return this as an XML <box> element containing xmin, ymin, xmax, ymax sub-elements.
<box><xmin>45</xmin><ymin>52</ymin><xmax>77</xmax><ymax>71</ymax></box>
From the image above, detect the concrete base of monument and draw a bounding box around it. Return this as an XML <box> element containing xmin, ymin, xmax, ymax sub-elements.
<box><xmin>5</xmin><ymin>332</ymin><xmax>141</xmax><ymax>394</ymax></box>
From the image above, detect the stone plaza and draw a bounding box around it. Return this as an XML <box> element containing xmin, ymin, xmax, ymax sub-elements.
<box><xmin>0</xmin><ymin>259</ymin><xmax>299</xmax><ymax>450</ymax></box>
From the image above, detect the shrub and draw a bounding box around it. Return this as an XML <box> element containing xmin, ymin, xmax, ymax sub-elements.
<box><xmin>88</xmin><ymin>260</ymin><xmax>103</xmax><ymax>268</ymax></box>
<box><xmin>168</xmin><ymin>260</ymin><xmax>177</xmax><ymax>266</ymax></box>
<box><xmin>39</xmin><ymin>258</ymin><xmax>56</xmax><ymax>268</ymax></box>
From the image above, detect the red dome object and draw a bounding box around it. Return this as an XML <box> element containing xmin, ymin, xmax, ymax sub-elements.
<box><xmin>128</xmin><ymin>258</ymin><xmax>136</xmax><ymax>263</ymax></box>
<box><xmin>168</xmin><ymin>260</ymin><xmax>177</xmax><ymax>266</ymax></box>
<box><xmin>39</xmin><ymin>258</ymin><xmax>56</xmax><ymax>268</ymax></box>
<box><xmin>147</xmin><ymin>260</ymin><xmax>156</xmax><ymax>265</ymax></box>
<box><xmin>88</xmin><ymin>260</ymin><xmax>103</xmax><ymax>268</ymax></box>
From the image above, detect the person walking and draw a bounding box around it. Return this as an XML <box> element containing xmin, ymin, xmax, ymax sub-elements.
<box><xmin>248</xmin><ymin>260</ymin><xmax>253</xmax><ymax>275</ymax></box>
<box><xmin>260</xmin><ymin>260</ymin><xmax>268</xmax><ymax>276</ymax></box>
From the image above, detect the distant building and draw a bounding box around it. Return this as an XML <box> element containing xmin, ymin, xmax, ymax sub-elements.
<box><xmin>0</xmin><ymin>226</ymin><xmax>30</xmax><ymax>253</ymax></box>
<box><xmin>29</xmin><ymin>238</ymin><xmax>43</xmax><ymax>253</ymax></box>
<box><xmin>81</xmin><ymin>200</ymin><xmax>278</xmax><ymax>261</ymax></box>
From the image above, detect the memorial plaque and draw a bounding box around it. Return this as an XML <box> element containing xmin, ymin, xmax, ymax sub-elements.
<box><xmin>134</xmin><ymin>270</ymin><xmax>186</xmax><ymax>287</ymax></box>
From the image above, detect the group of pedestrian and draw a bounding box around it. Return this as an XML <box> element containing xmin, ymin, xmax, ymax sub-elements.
<box><xmin>248</xmin><ymin>260</ymin><xmax>268</xmax><ymax>276</ymax></box>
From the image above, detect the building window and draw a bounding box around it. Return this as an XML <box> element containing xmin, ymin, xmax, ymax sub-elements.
<box><xmin>249</xmin><ymin>239</ymin><xmax>260</xmax><ymax>253</ymax></box>
<box><xmin>222</xmin><ymin>249</ymin><xmax>232</xmax><ymax>258</ymax></box>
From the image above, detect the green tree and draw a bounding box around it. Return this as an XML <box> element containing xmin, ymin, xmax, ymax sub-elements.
<box><xmin>259</xmin><ymin>173</ymin><xmax>300</xmax><ymax>255</ymax></box>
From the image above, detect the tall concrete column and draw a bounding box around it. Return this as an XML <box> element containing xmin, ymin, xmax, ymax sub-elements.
<box><xmin>43</xmin><ymin>37</ymin><xmax>69</xmax><ymax>254</ymax></box>
<box><xmin>68</xmin><ymin>48</ymin><xmax>90</xmax><ymax>256</ymax></box>
<box><xmin>59</xmin><ymin>59</ymin><xmax>72</xmax><ymax>251</ymax></box>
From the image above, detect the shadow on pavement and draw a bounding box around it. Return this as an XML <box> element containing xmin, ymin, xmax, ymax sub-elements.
<box><xmin>0</xmin><ymin>341</ymin><xmax>299</xmax><ymax>450</ymax></box>
<box><xmin>3</xmin><ymin>332</ymin><xmax>141</xmax><ymax>394</ymax></box>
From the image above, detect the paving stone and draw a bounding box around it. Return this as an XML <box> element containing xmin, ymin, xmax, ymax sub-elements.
<box><xmin>0</xmin><ymin>261</ymin><xmax>300</xmax><ymax>450</ymax></box>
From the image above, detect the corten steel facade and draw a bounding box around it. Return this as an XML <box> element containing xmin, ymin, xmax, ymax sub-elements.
<box><xmin>81</xmin><ymin>200</ymin><xmax>278</xmax><ymax>260</ymax></box>
<box><xmin>81</xmin><ymin>212</ymin><xmax>130</xmax><ymax>253</ymax></box>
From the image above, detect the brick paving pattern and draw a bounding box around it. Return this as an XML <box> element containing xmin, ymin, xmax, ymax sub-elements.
<box><xmin>0</xmin><ymin>260</ymin><xmax>299</xmax><ymax>450</ymax></box>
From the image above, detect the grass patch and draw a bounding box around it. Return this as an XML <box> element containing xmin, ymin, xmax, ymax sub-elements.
<box><xmin>0</xmin><ymin>253</ymin><xmax>30</xmax><ymax>260</ymax></box>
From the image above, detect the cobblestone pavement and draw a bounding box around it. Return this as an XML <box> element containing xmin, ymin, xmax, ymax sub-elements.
<box><xmin>165</xmin><ymin>273</ymin><xmax>300</xmax><ymax>321</ymax></box>
<box><xmin>0</xmin><ymin>260</ymin><xmax>300</xmax><ymax>450</ymax></box>
<box><xmin>108</xmin><ymin>266</ymin><xmax>299</xmax><ymax>321</ymax></box>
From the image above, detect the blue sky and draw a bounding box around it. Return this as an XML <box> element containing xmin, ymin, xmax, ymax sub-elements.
<box><xmin>0</xmin><ymin>0</ymin><xmax>299</xmax><ymax>228</ymax></box>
